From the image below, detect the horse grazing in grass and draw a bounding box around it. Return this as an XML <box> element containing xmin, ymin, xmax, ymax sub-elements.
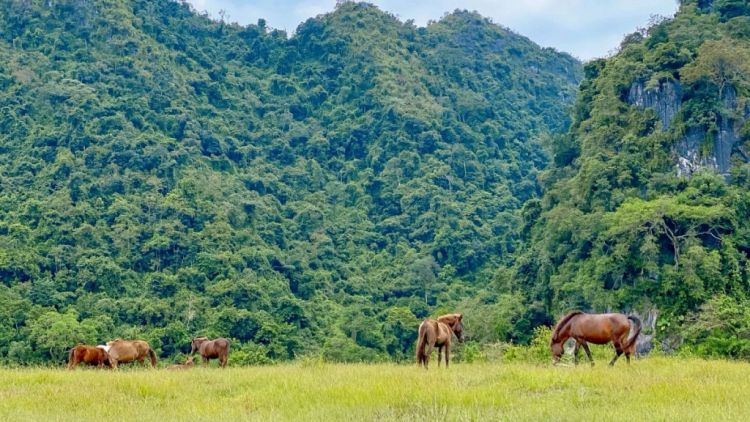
<box><xmin>106</xmin><ymin>339</ymin><xmax>157</xmax><ymax>369</ymax></box>
<box><xmin>167</xmin><ymin>356</ymin><xmax>195</xmax><ymax>370</ymax></box>
<box><xmin>191</xmin><ymin>337</ymin><xmax>230</xmax><ymax>368</ymax></box>
<box><xmin>550</xmin><ymin>311</ymin><xmax>642</xmax><ymax>367</ymax></box>
<box><xmin>416</xmin><ymin>314</ymin><xmax>464</xmax><ymax>369</ymax></box>
<box><xmin>67</xmin><ymin>345</ymin><xmax>111</xmax><ymax>370</ymax></box>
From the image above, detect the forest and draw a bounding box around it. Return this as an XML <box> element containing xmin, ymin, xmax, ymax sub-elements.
<box><xmin>0</xmin><ymin>0</ymin><xmax>581</xmax><ymax>364</ymax></box>
<box><xmin>0</xmin><ymin>0</ymin><xmax>748</xmax><ymax>365</ymax></box>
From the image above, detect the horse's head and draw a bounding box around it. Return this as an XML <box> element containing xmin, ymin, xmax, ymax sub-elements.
<box><xmin>439</xmin><ymin>314</ymin><xmax>465</xmax><ymax>343</ymax></box>
<box><xmin>98</xmin><ymin>348</ymin><xmax>112</xmax><ymax>368</ymax></box>
<box><xmin>550</xmin><ymin>340</ymin><xmax>564</xmax><ymax>365</ymax></box>
<box><xmin>106</xmin><ymin>339</ymin><xmax>123</xmax><ymax>348</ymax></box>
<box><xmin>190</xmin><ymin>337</ymin><xmax>208</xmax><ymax>355</ymax></box>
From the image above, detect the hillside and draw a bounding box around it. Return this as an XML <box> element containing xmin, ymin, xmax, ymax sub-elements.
<box><xmin>516</xmin><ymin>0</ymin><xmax>750</xmax><ymax>356</ymax></box>
<box><xmin>0</xmin><ymin>0</ymin><xmax>581</xmax><ymax>364</ymax></box>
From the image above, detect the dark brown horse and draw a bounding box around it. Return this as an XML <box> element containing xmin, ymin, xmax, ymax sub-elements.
<box><xmin>416</xmin><ymin>314</ymin><xmax>464</xmax><ymax>369</ymax></box>
<box><xmin>166</xmin><ymin>356</ymin><xmax>195</xmax><ymax>370</ymax></box>
<box><xmin>106</xmin><ymin>339</ymin><xmax>158</xmax><ymax>369</ymax></box>
<box><xmin>190</xmin><ymin>337</ymin><xmax>230</xmax><ymax>368</ymax></box>
<box><xmin>67</xmin><ymin>345</ymin><xmax>111</xmax><ymax>370</ymax></box>
<box><xmin>550</xmin><ymin>311</ymin><xmax>641</xmax><ymax>367</ymax></box>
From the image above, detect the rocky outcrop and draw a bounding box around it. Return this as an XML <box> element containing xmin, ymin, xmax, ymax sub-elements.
<box><xmin>674</xmin><ymin>119</ymin><xmax>741</xmax><ymax>177</ymax></box>
<box><xmin>628</xmin><ymin>79</ymin><xmax>682</xmax><ymax>131</ymax></box>
<box><xmin>629</xmin><ymin>81</ymin><xmax>747</xmax><ymax>178</ymax></box>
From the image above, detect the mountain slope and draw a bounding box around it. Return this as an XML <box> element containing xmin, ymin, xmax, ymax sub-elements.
<box><xmin>516</xmin><ymin>0</ymin><xmax>750</xmax><ymax>355</ymax></box>
<box><xmin>0</xmin><ymin>0</ymin><xmax>581</xmax><ymax>363</ymax></box>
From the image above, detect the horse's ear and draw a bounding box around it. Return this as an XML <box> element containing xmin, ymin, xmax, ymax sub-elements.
<box><xmin>458</xmin><ymin>314</ymin><xmax>463</xmax><ymax>321</ymax></box>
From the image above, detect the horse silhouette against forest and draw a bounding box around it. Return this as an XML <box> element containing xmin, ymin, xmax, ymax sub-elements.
<box><xmin>550</xmin><ymin>311</ymin><xmax>641</xmax><ymax>366</ymax></box>
<box><xmin>416</xmin><ymin>313</ymin><xmax>464</xmax><ymax>369</ymax></box>
<box><xmin>191</xmin><ymin>337</ymin><xmax>230</xmax><ymax>368</ymax></box>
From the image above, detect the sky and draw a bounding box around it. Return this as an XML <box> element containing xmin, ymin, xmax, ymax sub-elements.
<box><xmin>187</xmin><ymin>0</ymin><xmax>679</xmax><ymax>60</ymax></box>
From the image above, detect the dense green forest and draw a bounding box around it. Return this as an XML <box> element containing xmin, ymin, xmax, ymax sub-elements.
<box><xmin>0</xmin><ymin>0</ymin><xmax>582</xmax><ymax>364</ymax></box>
<box><xmin>516</xmin><ymin>0</ymin><xmax>750</xmax><ymax>357</ymax></box>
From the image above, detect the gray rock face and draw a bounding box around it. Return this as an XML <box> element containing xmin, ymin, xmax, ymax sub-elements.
<box><xmin>629</xmin><ymin>309</ymin><xmax>658</xmax><ymax>356</ymax></box>
<box><xmin>629</xmin><ymin>81</ymin><xmax>747</xmax><ymax>177</ymax></box>
<box><xmin>628</xmin><ymin>80</ymin><xmax>682</xmax><ymax>131</ymax></box>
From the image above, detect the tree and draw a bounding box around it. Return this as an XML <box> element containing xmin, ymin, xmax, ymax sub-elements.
<box><xmin>681</xmin><ymin>40</ymin><xmax>750</xmax><ymax>98</ymax></box>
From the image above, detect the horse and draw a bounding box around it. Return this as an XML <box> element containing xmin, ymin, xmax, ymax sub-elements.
<box><xmin>550</xmin><ymin>311</ymin><xmax>642</xmax><ymax>367</ymax></box>
<box><xmin>105</xmin><ymin>339</ymin><xmax>157</xmax><ymax>369</ymax></box>
<box><xmin>67</xmin><ymin>345</ymin><xmax>111</xmax><ymax>370</ymax></box>
<box><xmin>415</xmin><ymin>313</ymin><xmax>464</xmax><ymax>369</ymax></box>
<box><xmin>190</xmin><ymin>337</ymin><xmax>230</xmax><ymax>368</ymax></box>
<box><xmin>166</xmin><ymin>356</ymin><xmax>195</xmax><ymax>370</ymax></box>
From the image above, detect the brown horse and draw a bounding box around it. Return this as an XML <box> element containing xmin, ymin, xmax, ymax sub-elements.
<box><xmin>550</xmin><ymin>311</ymin><xmax>642</xmax><ymax>367</ymax></box>
<box><xmin>105</xmin><ymin>339</ymin><xmax>157</xmax><ymax>369</ymax></box>
<box><xmin>416</xmin><ymin>314</ymin><xmax>464</xmax><ymax>369</ymax></box>
<box><xmin>166</xmin><ymin>356</ymin><xmax>195</xmax><ymax>370</ymax></box>
<box><xmin>67</xmin><ymin>345</ymin><xmax>111</xmax><ymax>370</ymax></box>
<box><xmin>190</xmin><ymin>337</ymin><xmax>230</xmax><ymax>368</ymax></box>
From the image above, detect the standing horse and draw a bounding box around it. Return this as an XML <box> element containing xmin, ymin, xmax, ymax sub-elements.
<box><xmin>67</xmin><ymin>345</ymin><xmax>111</xmax><ymax>370</ymax></box>
<box><xmin>190</xmin><ymin>337</ymin><xmax>230</xmax><ymax>368</ymax></box>
<box><xmin>550</xmin><ymin>311</ymin><xmax>641</xmax><ymax>367</ymax></box>
<box><xmin>106</xmin><ymin>339</ymin><xmax>157</xmax><ymax>369</ymax></box>
<box><xmin>416</xmin><ymin>314</ymin><xmax>464</xmax><ymax>369</ymax></box>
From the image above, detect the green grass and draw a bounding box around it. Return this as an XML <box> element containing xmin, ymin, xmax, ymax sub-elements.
<box><xmin>0</xmin><ymin>358</ymin><xmax>748</xmax><ymax>421</ymax></box>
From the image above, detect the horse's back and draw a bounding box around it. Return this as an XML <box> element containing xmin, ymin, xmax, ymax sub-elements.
<box><xmin>572</xmin><ymin>313</ymin><xmax>632</xmax><ymax>344</ymax></box>
<box><xmin>108</xmin><ymin>340</ymin><xmax>151</xmax><ymax>362</ymax></box>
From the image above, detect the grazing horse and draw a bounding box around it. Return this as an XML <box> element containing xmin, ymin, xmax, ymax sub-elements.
<box><xmin>190</xmin><ymin>337</ymin><xmax>230</xmax><ymax>368</ymax></box>
<box><xmin>106</xmin><ymin>339</ymin><xmax>157</xmax><ymax>369</ymax></box>
<box><xmin>550</xmin><ymin>311</ymin><xmax>642</xmax><ymax>367</ymax></box>
<box><xmin>67</xmin><ymin>345</ymin><xmax>111</xmax><ymax>370</ymax></box>
<box><xmin>167</xmin><ymin>356</ymin><xmax>195</xmax><ymax>370</ymax></box>
<box><xmin>416</xmin><ymin>314</ymin><xmax>464</xmax><ymax>369</ymax></box>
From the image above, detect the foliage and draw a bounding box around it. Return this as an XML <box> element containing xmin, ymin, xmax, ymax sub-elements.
<box><xmin>0</xmin><ymin>0</ymin><xmax>582</xmax><ymax>364</ymax></box>
<box><xmin>515</xmin><ymin>0</ymin><xmax>750</xmax><ymax>357</ymax></box>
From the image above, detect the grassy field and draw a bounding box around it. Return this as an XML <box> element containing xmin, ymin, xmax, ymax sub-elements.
<box><xmin>0</xmin><ymin>358</ymin><xmax>747</xmax><ymax>421</ymax></box>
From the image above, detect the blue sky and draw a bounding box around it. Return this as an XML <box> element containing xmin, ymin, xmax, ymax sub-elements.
<box><xmin>187</xmin><ymin>0</ymin><xmax>678</xmax><ymax>60</ymax></box>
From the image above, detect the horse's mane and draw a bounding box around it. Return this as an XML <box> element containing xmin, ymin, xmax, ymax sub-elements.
<box><xmin>551</xmin><ymin>311</ymin><xmax>584</xmax><ymax>343</ymax></box>
<box><xmin>193</xmin><ymin>337</ymin><xmax>209</xmax><ymax>341</ymax></box>
<box><xmin>437</xmin><ymin>314</ymin><xmax>460</xmax><ymax>327</ymax></box>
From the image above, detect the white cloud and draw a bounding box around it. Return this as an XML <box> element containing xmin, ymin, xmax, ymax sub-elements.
<box><xmin>185</xmin><ymin>0</ymin><xmax>678</xmax><ymax>60</ymax></box>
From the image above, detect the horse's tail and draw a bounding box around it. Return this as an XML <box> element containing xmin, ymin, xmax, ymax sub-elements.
<box><xmin>67</xmin><ymin>347</ymin><xmax>76</xmax><ymax>370</ymax></box>
<box><xmin>148</xmin><ymin>348</ymin><xmax>158</xmax><ymax>368</ymax></box>
<box><xmin>416</xmin><ymin>322</ymin><xmax>427</xmax><ymax>366</ymax></box>
<box><xmin>624</xmin><ymin>316</ymin><xmax>642</xmax><ymax>351</ymax></box>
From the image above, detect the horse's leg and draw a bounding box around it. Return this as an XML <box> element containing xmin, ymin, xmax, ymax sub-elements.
<box><xmin>111</xmin><ymin>359</ymin><xmax>119</xmax><ymax>370</ymax></box>
<box><xmin>581</xmin><ymin>341</ymin><xmax>594</xmax><ymax>366</ymax></box>
<box><xmin>609</xmin><ymin>349</ymin><xmax>623</xmax><ymax>366</ymax></box>
<box><xmin>437</xmin><ymin>346</ymin><xmax>442</xmax><ymax>367</ymax></box>
<box><xmin>609</xmin><ymin>338</ymin><xmax>623</xmax><ymax>367</ymax></box>
<box><xmin>445</xmin><ymin>343</ymin><xmax>450</xmax><ymax>368</ymax></box>
<box><xmin>625</xmin><ymin>351</ymin><xmax>631</xmax><ymax>365</ymax></box>
<box><xmin>574</xmin><ymin>341</ymin><xmax>581</xmax><ymax>365</ymax></box>
<box><xmin>138</xmin><ymin>357</ymin><xmax>145</xmax><ymax>367</ymax></box>
<box><xmin>203</xmin><ymin>356</ymin><xmax>209</xmax><ymax>367</ymax></box>
<box><xmin>425</xmin><ymin>343</ymin><xmax>435</xmax><ymax>370</ymax></box>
